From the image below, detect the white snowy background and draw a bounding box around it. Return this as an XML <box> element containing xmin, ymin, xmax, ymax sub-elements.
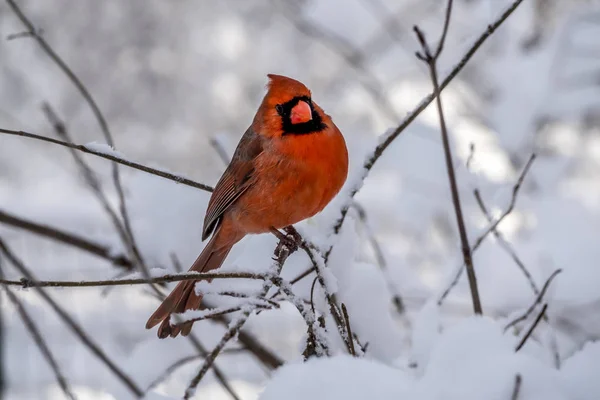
<box><xmin>1</xmin><ymin>0</ymin><xmax>600</xmax><ymax>399</ymax></box>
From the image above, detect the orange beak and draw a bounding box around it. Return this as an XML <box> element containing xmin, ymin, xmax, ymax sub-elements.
<box><xmin>290</xmin><ymin>100</ymin><xmax>312</xmax><ymax>124</ymax></box>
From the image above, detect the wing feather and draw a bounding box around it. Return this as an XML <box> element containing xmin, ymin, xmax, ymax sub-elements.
<box><xmin>202</xmin><ymin>127</ymin><xmax>263</xmax><ymax>240</ymax></box>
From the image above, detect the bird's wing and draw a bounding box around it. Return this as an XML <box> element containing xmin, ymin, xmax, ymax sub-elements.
<box><xmin>202</xmin><ymin>127</ymin><xmax>264</xmax><ymax>240</ymax></box>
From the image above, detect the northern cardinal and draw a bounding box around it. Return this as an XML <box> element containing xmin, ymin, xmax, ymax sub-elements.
<box><xmin>146</xmin><ymin>74</ymin><xmax>348</xmax><ymax>338</ymax></box>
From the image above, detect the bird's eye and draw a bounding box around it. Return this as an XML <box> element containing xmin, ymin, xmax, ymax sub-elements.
<box><xmin>275</xmin><ymin>104</ymin><xmax>284</xmax><ymax>115</ymax></box>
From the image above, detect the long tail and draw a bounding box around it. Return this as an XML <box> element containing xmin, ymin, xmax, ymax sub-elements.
<box><xmin>145</xmin><ymin>230</ymin><xmax>235</xmax><ymax>338</ymax></box>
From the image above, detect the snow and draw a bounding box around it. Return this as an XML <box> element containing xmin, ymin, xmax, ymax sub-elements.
<box><xmin>2</xmin><ymin>0</ymin><xmax>600</xmax><ymax>399</ymax></box>
<box><xmin>83</xmin><ymin>142</ymin><xmax>126</xmax><ymax>159</ymax></box>
<box><xmin>260</xmin><ymin>318</ymin><xmax>589</xmax><ymax>400</ymax></box>
<box><xmin>258</xmin><ymin>355</ymin><xmax>411</xmax><ymax>400</ymax></box>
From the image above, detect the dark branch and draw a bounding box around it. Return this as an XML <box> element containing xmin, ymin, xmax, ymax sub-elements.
<box><xmin>1</xmin><ymin>283</ymin><xmax>76</xmax><ymax>400</ymax></box>
<box><xmin>511</xmin><ymin>374</ymin><xmax>522</xmax><ymax>400</ymax></box>
<box><xmin>0</xmin><ymin>208</ymin><xmax>132</xmax><ymax>269</ymax></box>
<box><xmin>183</xmin><ymin>240</ymin><xmax>294</xmax><ymax>399</ymax></box>
<box><xmin>330</xmin><ymin>0</ymin><xmax>528</xmax><ymax>237</ymax></box>
<box><xmin>515</xmin><ymin>304</ymin><xmax>548</xmax><ymax>352</ymax></box>
<box><xmin>0</xmin><ymin>128</ymin><xmax>213</xmax><ymax>192</ymax></box>
<box><xmin>505</xmin><ymin>269</ymin><xmax>562</xmax><ymax>332</ymax></box>
<box><xmin>414</xmin><ymin>0</ymin><xmax>482</xmax><ymax>315</ymax></box>
<box><xmin>0</xmin><ymin>271</ymin><xmax>268</xmax><ymax>288</ymax></box>
<box><xmin>0</xmin><ymin>237</ymin><xmax>143</xmax><ymax>397</ymax></box>
<box><xmin>474</xmin><ymin>189</ymin><xmax>540</xmax><ymax>295</ymax></box>
<box><xmin>438</xmin><ymin>154</ymin><xmax>536</xmax><ymax>305</ymax></box>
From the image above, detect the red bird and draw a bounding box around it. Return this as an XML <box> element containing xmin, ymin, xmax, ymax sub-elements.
<box><xmin>146</xmin><ymin>74</ymin><xmax>348</xmax><ymax>338</ymax></box>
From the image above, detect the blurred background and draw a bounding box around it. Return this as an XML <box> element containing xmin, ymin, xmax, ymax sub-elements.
<box><xmin>1</xmin><ymin>0</ymin><xmax>599</xmax><ymax>398</ymax></box>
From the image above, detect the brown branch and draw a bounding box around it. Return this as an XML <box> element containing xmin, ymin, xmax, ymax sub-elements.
<box><xmin>330</xmin><ymin>0</ymin><xmax>528</xmax><ymax>237</ymax></box>
<box><xmin>0</xmin><ymin>128</ymin><xmax>213</xmax><ymax>192</ymax></box>
<box><xmin>341</xmin><ymin>304</ymin><xmax>356</xmax><ymax>356</ymax></box>
<box><xmin>5</xmin><ymin>0</ymin><xmax>141</xmax><ymax>284</ymax></box>
<box><xmin>297</xmin><ymin>239</ymin><xmax>353</xmax><ymax>354</ymax></box>
<box><xmin>269</xmin><ymin>272</ymin><xmax>329</xmax><ymax>358</ymax></box>
<box><xmin>0</xmin><ymin>271</ymin><xmax>268</xmax><ymax>289</ymax></box>
<box><xmin>1</xmin><ymin>277</ymin><xmax>76</xmax><ymax>400</ymax></box>
<box><xmin>474</xmin><ymin>189</ymin><xmax>540</xmax><ymax>295</ymax></box>
<box><xmin>505</xmin><ymin>269</ymin><xmax>562</xmax><ymax>332</ymax></box>
<box><xmin>0</xmin><ymin>208</ymin><xmax>132</xmax><ymax>269</ymax></box>
<box><xmin>0</xmin><ymin>237</ymin><xmax>143</xmax><ymax>398</ymax></box>
<box><xmin>515</xmin><ymin>304</ymin><xmax>547</xmax><ymax>351</ymax></box>
<box><xmin>438</xmin><ymin>154</ymin><xmax>536</xmax><ymax>305</ymax></box>
<box><xmin>414</xmin><ymin>0</ymin><xmax>483</xmax><ymax>315</ymax></box>
<box><xmin>0</xmin><ymin>210</ymin><xmax>282</xmax><ymax>372</ymax></box>
<box><xmin>183</xmin><ymin>240</ymin><xmax>294</xmax><ymax>399</ymax></box>
<box><xmin>41</xmin><ymin>103</ymin><xmax>159</xmax><ymax>297</ymax></box>
<box><xmin>183</xmin><ymin>333</ymin><xmax>241</xmax><ymax>400</ymax></box>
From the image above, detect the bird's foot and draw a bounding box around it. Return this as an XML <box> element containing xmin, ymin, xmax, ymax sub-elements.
<box><xmin>270</xmin><ymin>226</ymin><xmax>302</xmax><ymax>254</ymax></box>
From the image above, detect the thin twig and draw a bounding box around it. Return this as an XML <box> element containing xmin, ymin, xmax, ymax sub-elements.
<box><xmin>5</xmin><ymin>0</ymin><xmax>139</xmax><ymax>272</ymax></box>
<box><xmin>511</xmin><ymin>374</ymin><xmax>522</xmax><ymax>400</ymax></box>
<box><xmin>210</xmin><ymin>137</ymin><xmax>231</xmax><ymax>166</ymax></box>
<box><xmin>297</xmin><ymin>240</ymin><xmax>353</xmax><ymax>354</ymax></box>
<box><xmin>341</xmin><ymin>304</ymin><xmax>356</xmax><ymax>356</ymax></box>
<box><xmin>474</xmin><ymin>189</ymin><xmax>540</xmax><ymax>295</ymax></box>
<box><xmin>146</xmin><ymin>355</ymin><xmax>201</xmax><ymax>392</ymax></box>
<box><xmin>0</xmin><ymin>211</ymin><xmax>282</xmax><ymax>373</ymax></box>
<box><xmin>0</xmin><ymin>237</ymin><xmax>143</xmax><ymax>398</ymax></box>
<box><xmin>515</xmin><ymin>303</ymin><xmax>548</xmax><ymax>351</ymax></box>
<box><xmin>269</xmin><ymin>272</ymin><xmax>329</xmax><ymax>358</ymax></box>
<box><xmin>0</xmin><ymin>128</ymin><xmax>213</xmax><ymax>192</ymax></box>
<box><xmin>330</xmin><ymin>0</ymin><xmax>528</xmax><ymax>237</ymax></box>
<box><xmin>1</xmin><ymin>273</ymin><xmax>77</xmax><ymax>400</ymax></box>
<box><xmin>0</xmin><ymin>209</ymin><xmax>132</xmax><ymax>269</ymax></box>
<box><xmin>438</xmin><ymin>154</ymin><xmax>536</xmax><ymax>305</ymax></box>
<box><xmin>183</xmin><ymin>241</ymin><xmax>293</xmax><ymax>399</ymax></box>
<box><xmin>505</xmin><ymin>269</ymin><xmax>562</xmax><ymax>332</ymax></box>
<box><xmin>41</xmin><ymin>104</ymin><xmax>148</xmax><ymax>270</ymax></box>
<box><xmin>414</xmin><ymin>0</ymin><xmax>483</xmax><ymax>314</ymax></box>
<box><xmin>0</xmin><ymin>271</ymin><xmax>268</xmax><ymax>288</ymax></box>
<box><xmin>173</xmin><ymin>304</ymin><xmax>273</xmax><ymax>325</ymax></box>
<box><xmin>183</xmin><ymin>333</ymin><xmax>241</xmax><ymax>400</ymax></box>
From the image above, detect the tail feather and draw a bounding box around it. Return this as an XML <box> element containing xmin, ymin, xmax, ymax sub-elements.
<box><xmin>146</xmin><ymin>232</ymin><xmax>234</xmax><ymax>338</ymax></box>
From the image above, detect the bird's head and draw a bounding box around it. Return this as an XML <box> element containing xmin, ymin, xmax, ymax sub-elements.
<box><xmin>253</xmin><ymin>74</ymin><xmax>328</xmax><ymax>138</ymax></box>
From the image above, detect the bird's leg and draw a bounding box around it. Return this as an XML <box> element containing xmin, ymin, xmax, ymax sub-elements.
<box><xmin>270</xmin><ymin>226</ymin><xmax>301</xmax><ymax>254</ymax></box>
<box><xmin>283</xmin><ymin>225</ymin><xmax>304</xmax><ymax>246</ymax></box>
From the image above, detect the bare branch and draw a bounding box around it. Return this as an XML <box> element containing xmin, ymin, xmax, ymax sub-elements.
<box><xmin>0</xmin><ymin>209</ymin><xmax>282</xmax><ymax>371</ymax></box>
<box><xmin>511</xmin><ymin>374</ymin><xmax>522</xmax><ymax>400</ymax></box>
<box><xmin>146</xmin><ymin>355</ymin><xmax>201</xmax><ymax>392</ymax></box>
<box><xmin>474</xmin><ymin>190</ymin><xmax>540</xmax><ymax>295</ymax></box>
<box><xmin>341</xmin><ymin>303</ymin><xmax>356</xmax><ymax>357</ymax></box>
<box><xmin>5</xmin><ymin>0</ymin><xmax>141</xmax><ymax>285</ymax></box>
<box><xmin>1</xmin><ymin>278</ymin><xmax>76</xmax><ymax>400</ymax></box>
<box><xmin>173</xmin><ymin>304</ymin><xmax>273</xmax><ymax>325</ymax></box>
<box><xmin>0</xmin><ymin>271</ymin><xmax>268</xmax><ymax>289</ymax></box>
<box><xmin>0</xmin><ymin>237</ymin><xmax>143</xmax><ymax>398</ymax></box>
<box><xmin>0</xmin><ymin>208</ymin><xmax>132</xmax><ymax>269</ymax></box>
<box><xmin>0</xmin><ymin>128</ymin><xmax>213</xmax><ymax>192</ymax></box>
<box><xmin>183</xmin><ymin>240</ymin><xmax>294</xmax><ymax>399</ymax></box>
<box><xmin>515</xmin><ymin>304</ymin><xmax>548</xmax><ymax>352</ymax></box>
<box><xmin>438</xmin><ymin>154</ymin><xmax>536</xmax><ymax>305</ymax></box>
<box><xmin>505</xmin><ymin>269</ymin><xmax>562</xmax><ymax>332</ymax></box>
<box><xmin>414</xmin><ymin>0</ymin><xmax>482</xmax><ymax>315</ymax></box>
<box><xmin>330</xmin><ymin>0</ymin><xmax>528</xmax><ymax>237</ymax></box>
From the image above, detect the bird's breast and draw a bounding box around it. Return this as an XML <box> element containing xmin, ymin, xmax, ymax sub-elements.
<box><xmin>230</xmin><ymin>128</ymin><xmax>348</xmax><ymax>233</ymax></box>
